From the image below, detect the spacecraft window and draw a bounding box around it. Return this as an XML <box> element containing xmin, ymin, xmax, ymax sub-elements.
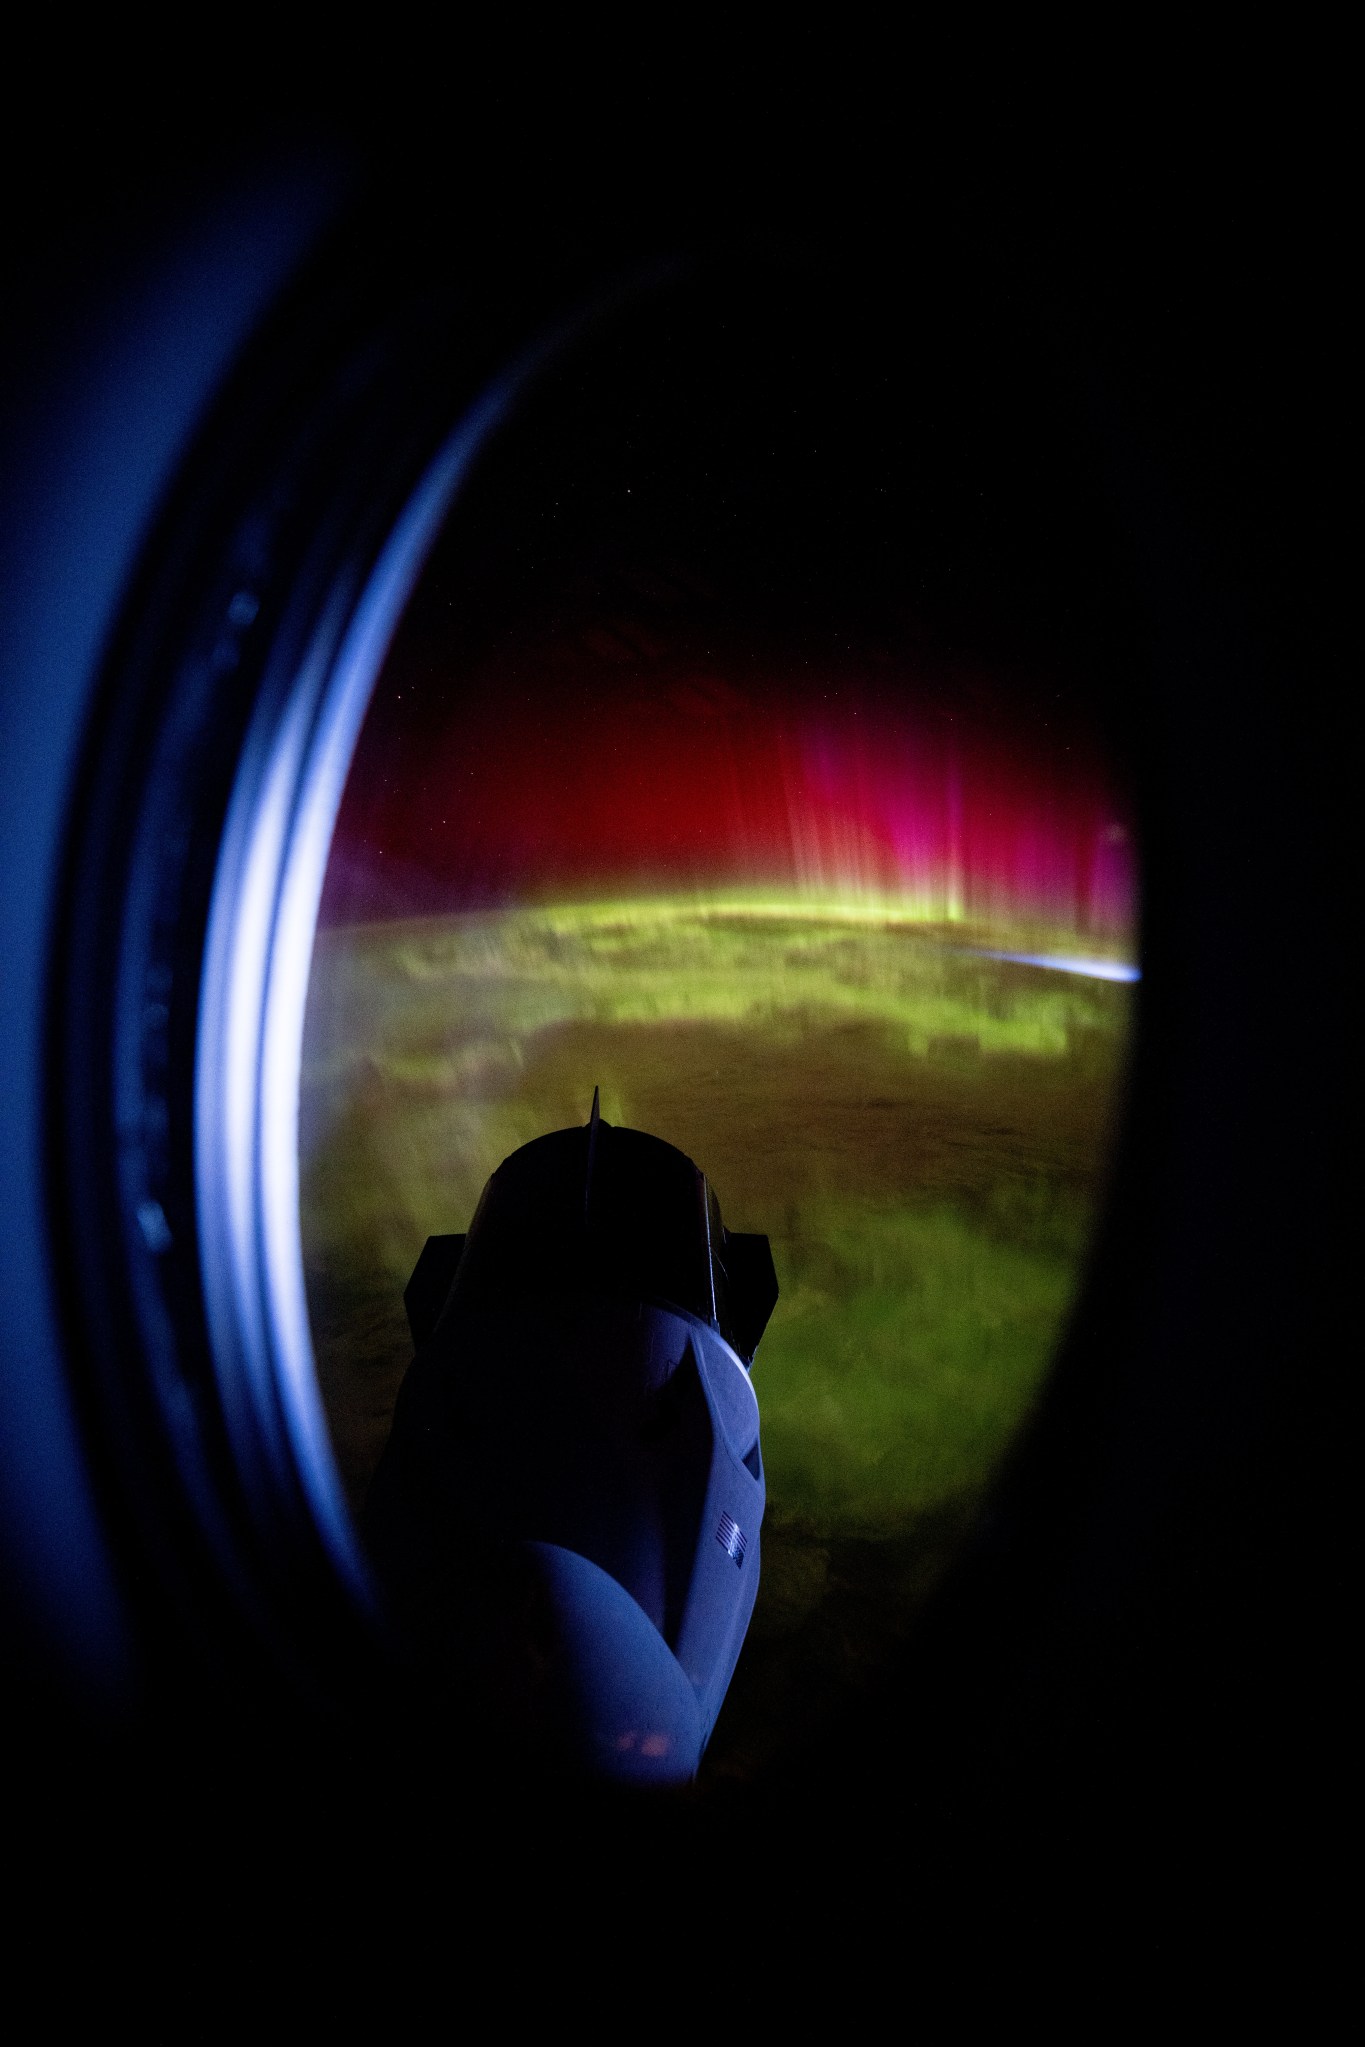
<box><xmin>292</xmin><ymin>240</ymin><xmax>1140</xmax><ymax>1780</ymax></box>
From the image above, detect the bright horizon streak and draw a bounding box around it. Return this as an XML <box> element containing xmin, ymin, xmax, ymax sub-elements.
<box><xmin>970</xmin><ymin>949</ymin><xmax>1141</xmax><ymax>983</ymax></box>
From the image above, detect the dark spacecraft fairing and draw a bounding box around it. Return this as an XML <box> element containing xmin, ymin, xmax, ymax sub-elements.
<box><xmin>365</xmin><ymin>1092</ymin><xmax>778</xmax><ymax>1785</ymax></box>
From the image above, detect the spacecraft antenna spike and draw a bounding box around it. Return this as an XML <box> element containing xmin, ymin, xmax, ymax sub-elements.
<box><xmin>585</xmin><ymin>1085</ymin><xmax>602</xmax><ymax>1224</ymax></box>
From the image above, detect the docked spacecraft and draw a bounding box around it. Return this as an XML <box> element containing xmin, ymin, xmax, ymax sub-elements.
<box><xmin>365</xmin><ymin>1091</ymin><xmax>778</xmax><ymax>1786</ymax></box>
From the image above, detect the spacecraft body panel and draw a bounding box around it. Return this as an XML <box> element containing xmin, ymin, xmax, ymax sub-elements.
<box><xmin>366</xmin><ymin>1102</ymin><xmax>776</xmax><ymax>1777</ymax></box>
<box><xmin>668</xmin><ymin>1323</ymin><xmax>764</xmax><ymax>1740</ymax></box>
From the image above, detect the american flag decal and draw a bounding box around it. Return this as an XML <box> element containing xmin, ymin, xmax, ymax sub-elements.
<box><xmin>716</xmin><ymin>1512</ymin><xmax>747</xmax><ymax>1566</ymax></box>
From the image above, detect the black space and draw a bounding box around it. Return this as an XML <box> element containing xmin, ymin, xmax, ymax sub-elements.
<box><xmin>382</xmin><ymin>244</ymin><xmax>1144</xmax><ymax>702</ymax></box>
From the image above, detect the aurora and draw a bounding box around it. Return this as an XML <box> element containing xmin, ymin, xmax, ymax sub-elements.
<box><xmin>320</xmin><ymin>665</ymin><xmax>1137</xmax><ymax>955</ymax></box>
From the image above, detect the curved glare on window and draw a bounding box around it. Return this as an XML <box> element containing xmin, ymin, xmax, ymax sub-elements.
<box><xmin>298</xmin><ymin>281</ymin><xmax>1139</xmax><ymax>1780</ymax></box>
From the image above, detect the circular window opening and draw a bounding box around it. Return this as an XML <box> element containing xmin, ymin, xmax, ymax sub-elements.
<box><xmin>297</xmin><ymin>254</ymin><xmax>1141</xmax><ymax>1783</ymax></box>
